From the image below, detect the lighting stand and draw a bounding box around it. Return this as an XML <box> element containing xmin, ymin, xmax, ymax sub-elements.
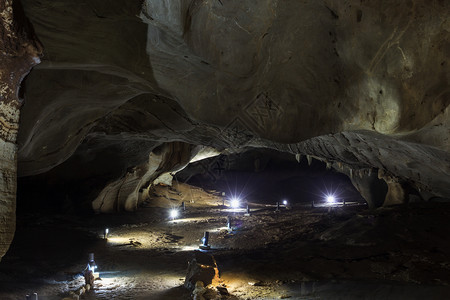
<box><xmin>244</xmin><ymin>205</ymin><xmax>251</xmax><ymax>216</ymax></box>
<box><xmin>199</xmin><ymin>231</ymin><xmax>211</xmax><ymax>250</ymax></box>
<box><xmin>227</xmin><ymin>216</ymin><xmax>232</xmax><ymax>231</ymax></box>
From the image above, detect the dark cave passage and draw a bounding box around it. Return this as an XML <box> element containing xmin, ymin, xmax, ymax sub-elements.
<box><xmin>16</xmin><ymin>148</ymin><xmax>367</xmax><ymax>216</ymax></box>
<box><xmin>177</xmin><ymin>149</ymin><xmax>366</xmax><ymax>207</ymax></box>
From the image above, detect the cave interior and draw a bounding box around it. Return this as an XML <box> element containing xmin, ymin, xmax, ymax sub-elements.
<box><xmin>0</xmin><ymin>0</ymin><xmax>449</xmax><ymax>299</ymax></box>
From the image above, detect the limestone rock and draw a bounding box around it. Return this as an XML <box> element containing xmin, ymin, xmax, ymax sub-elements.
<box><xmin>77</xmin><ymin>286</ymin><xmax>85</xmax><ymax>296</ymax></box>
<box><xmin>378</xmin><ymin>170</ymin><xmax>407</xmax><ymax>206</ymax></box>
<box><xmin>9</xmin><ymin>0</ymin><xmax>447</xmax><ymax>214</ymax></box>
<box><xmin>184</xmin><ymin>251</ymin><xmax>220</xmax><ymax>291</ymax></box>
<box><xmin>0</xmin><ymin>0</ymin><xmax>446</xmax><ymax>261</ymax></box>
<box><xmin>192</xmin><ymin>281</ymin><xmax>206</xmax><ymax>300</ymax></box>
<box><xmin>92</xmin><ymin>142</ymin><xmax>198</xmax><ymax>212</ymax></box>
<box><xmin>0</xmin><ymin>0</ymin><xmax>42</xmax><ymax>261</ymax></box>
<box><xmin>350</xmin><ymin>169</ymin><xmax>388</xmax><ymax>209</ymax></box>
<box><xmin>269</xmin><ymin>131</ymin><xmax>450</xmax><ymax>206</ymax></box>
<box><xmin>216</xmin><ymin>286</ymin><xmax>229</xmax><ymax>296</ymax></box>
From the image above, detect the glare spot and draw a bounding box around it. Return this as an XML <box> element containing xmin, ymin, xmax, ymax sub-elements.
<box><xmin>230</xmin><ymin>198</ymin><xmax>240</xmax><ymax>208</ymax></box>
<box><xmin>170</xmin><ymin>209</ymin><xmax>179</xmax><ymax>219</ymax></box>
<box><xmin>326</xmin><ymin>195</ymin><xmax>335</xmax><ymax>203</ymax></box>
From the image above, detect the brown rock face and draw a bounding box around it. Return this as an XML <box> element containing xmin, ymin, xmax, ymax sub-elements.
<box><xmin>184</xmin><ymin>251</ymin><xmax>220</xmax><ymax>291</ymax></box>
<box><xmin>0</xmin><ymin>0</ymin><xmax>41</xmax><ymax>260</ymax></box>
<box><xmin>16</xmin><ymin>0</ymin><xmax>450</xmax><ymax>201</ymax></box>
<box><xmin>92</xmin><ymin>142</ymin><xmax>200</xmax><ymax>213</ymax></box>
<box><xmin>0</xmin><ymin>0</ymin><xmax>448</xmax><ymax>258</ymax></box>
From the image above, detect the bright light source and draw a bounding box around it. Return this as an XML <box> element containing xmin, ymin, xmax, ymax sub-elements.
<box><xmin>282</xmin><ymin>200</ymin><xmax>288</xmax><ymax>206</ymax></box>
<box><xmin>170</xmin><ymin>209</ymin><xmax>179</xmax><ymax>219</ymax></box>
<box><xmin>230</xmin><ymin>198</ymin><xmax>240</xmax><ymax>208</ymax></box>
<box><xmin>326</xmin><ymin>195</ymin><xmax>335</xmax><ymax>203</ymax></box>
<box><xmin>87</xmin><ymin>253</ymin><xmax>97</xmax><ymax>272</ymax></box>
<box><xmin>88</xmin><ymin>264</ymin><xmax>97</xmax><ymax>272</ymax></box>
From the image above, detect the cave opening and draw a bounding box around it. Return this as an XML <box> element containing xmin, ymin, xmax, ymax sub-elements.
<box><xmin>16</xmin><ymin>148</ymin><xmax>367</xmax><ymax>215</ymax></box>
<box><xmin>176</xmin><ymin>149</ymin><xmax>367</xmax><ymax>208</ymax></box>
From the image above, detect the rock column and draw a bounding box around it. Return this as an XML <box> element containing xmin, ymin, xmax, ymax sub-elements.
<box><xmin>0</xmin><ymin>0</ymin><xmax>41</xmax><ymax>260</ymax></box>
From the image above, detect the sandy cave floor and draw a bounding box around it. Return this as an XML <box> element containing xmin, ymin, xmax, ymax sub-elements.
<box><xmin>1</xmin><ymin>182</ymin><xmax>450</xmax><ymax>299</ymax></box>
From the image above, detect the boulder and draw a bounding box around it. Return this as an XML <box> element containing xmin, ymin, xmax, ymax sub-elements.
<box><xmin>184</xmin><ymin>251</ymin><xmax>220</xmax><ymax>291</ymax></box>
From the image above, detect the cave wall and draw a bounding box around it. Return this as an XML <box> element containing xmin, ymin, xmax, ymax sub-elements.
<box><xmin>17</xmin><ymin>0</ymin><xmax>449</xmax><ymax>176</ymax></box>
<box><xmin>15</xmin><ymin>0</ymin><xmax>449</xmax><ymax>208</ymax></box>
<box><xmin>139</xmin><ymin>0</ymin><xmax>450</xmax><ymax>140</ymax></box>
<box><xmin>0</xmin><ymin>0</ymin><xmax>447</xmax><ymax>258</ymax></box>
<box><xmin>254</xmin><ymin>130</ymin><xmax>450</xmax><ymax>207</ymax></box>
<box><xmin>0</xmin><ymin>0</ymin><xmax>41</xmax><ymax>260</ymax></box>
<box><xmin>92</xmin><ymin>141</ymin><xmax>199</xmax><ymax>213</ymax></box>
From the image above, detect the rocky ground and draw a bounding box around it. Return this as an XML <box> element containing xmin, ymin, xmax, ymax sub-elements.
<box><xmin>0</xmin><ymin>182</ymin><xmax>450</xmax><ymax>299</ymax></box>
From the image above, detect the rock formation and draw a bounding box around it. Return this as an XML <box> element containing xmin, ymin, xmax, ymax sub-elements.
<box><xmin>184</xmin><ymin>251</ymin><xmax>220</xmax><ymax>291</ymax></box>
<box><xmin>92</xmin><ymin>142</ymin><xmax>218</xmax><ymax>213</ymax></box>
<box><xmin>0</xmin><ymin>0</ymin><xmax>448</xmax><ymax>259</ymax></box>
<box><xmin>0</xmin><ymin>0</ymin><xmax>41</xmax><ymax>260</ymax></box>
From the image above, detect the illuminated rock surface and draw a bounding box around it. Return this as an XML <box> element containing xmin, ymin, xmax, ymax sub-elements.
<box><xmin>0</xmin><ymin>0</ymin><xmax>449</xmax><ymax>279</ymax></box>
<box><xmin>0</xmin><ymin>0</ymin><xmax>41</xmax><ymax>260</ymax></box>
<box><xmin>184</xmin><ymin>251</ymin><xmax>220</xmax><ymax>291</ymax></box>
<box><xmin>15</xmin><ymin>0</ymin><xmax>449</xmax><ymax>209</ymax></box>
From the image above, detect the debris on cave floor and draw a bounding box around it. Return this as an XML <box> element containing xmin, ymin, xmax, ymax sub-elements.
<box><xmin>1</xmin><ymin>186</ymin><xmax>450</xmax><ymax>299</ymax></box>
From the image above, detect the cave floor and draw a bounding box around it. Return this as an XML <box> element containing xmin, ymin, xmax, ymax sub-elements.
<box><xmin>1</xmin><ymin>184</ymin><xmax>450</xmax><ymax>299</ymax></box>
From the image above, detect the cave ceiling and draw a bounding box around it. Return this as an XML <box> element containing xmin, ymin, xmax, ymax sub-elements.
<box><xmin>15</xmin><ymin>0</ymin><xmax>450</xmax><ymax>207</ymax></box>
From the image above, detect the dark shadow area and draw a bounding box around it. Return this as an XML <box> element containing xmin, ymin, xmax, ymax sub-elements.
<box><xmin>177</xmin><ymin>148</ymin><xmax>366</xmax><ymax>206</ymax></box>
